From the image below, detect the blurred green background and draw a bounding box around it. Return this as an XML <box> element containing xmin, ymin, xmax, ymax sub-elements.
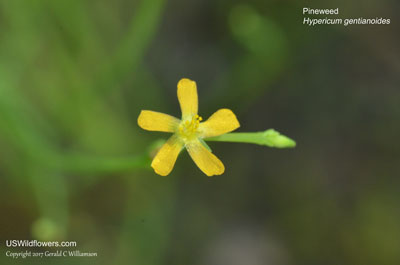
<box><xmin>0</xmin><ymin>0</ymin><xmax>399</xmax><ymax>264</ymax></box>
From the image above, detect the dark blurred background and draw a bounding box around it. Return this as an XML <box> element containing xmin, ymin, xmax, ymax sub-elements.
<box><xmin>0</xmin><ymin>0</ymin><xmax>399</xmax><ymax>264</ymax></box>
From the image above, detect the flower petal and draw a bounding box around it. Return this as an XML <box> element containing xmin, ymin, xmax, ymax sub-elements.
<box><xmin>138</xmin><ymin>110</ymin><xmax>180</xmax><ymax>132</ymax></box>
<box><xmin>177</xmin><ymin>78</ymin><xmax>198</xmax><ymax>118</ymax></box>
<box><xmin>199</xmin><ymin>109</ymin><xmax>240</xmax><ymax>138</ymax></box>
<box><xmin>151</xmin><ymin>135</ymin><xmax>184</xmax><ymax>176</ymax></box>
<box><xmin>186</xmin><ymin>139</ymin><xmax>225</xmax><ymax>176</ymax></box>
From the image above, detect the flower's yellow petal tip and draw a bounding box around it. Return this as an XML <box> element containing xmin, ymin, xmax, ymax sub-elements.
<box><xmin>206</xmin><ymin>164</ymin><xmax>225</xmax><ymax>177</ymax></box>
<box><xmin>151</xmin><ymin>162</ymin><xmax>170</xmax><ymax>176</ymax></box>
<box><xmin>223</xmin><ymin>108</ymin><xmax>240</xmax><ymax>129</ymax></box>
<box><xmin>178</xmin><ymin>78</ymin><xmax>195</xmax><ymax>87</ymax></box>
<box><xmin>137</xmin><ymin>110</ymin><xmax>147</xmax><ymax>128</ymax></box>
<box><xmin>202</xmin><ymin>162</ymin><xmax>225</xmax><ymax>177</ymax></box>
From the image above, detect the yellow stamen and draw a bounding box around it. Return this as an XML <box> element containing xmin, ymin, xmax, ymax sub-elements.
<box><xmin>177</xmin><ymin>115</ymin><xmax>203</xmax><ymax>141</ymax></box>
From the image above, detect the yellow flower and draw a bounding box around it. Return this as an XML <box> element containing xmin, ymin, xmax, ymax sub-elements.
<box><xmin>138</xmin><ymin>78</ymin><xmax>240</xmax><ymax>176</ymax></box>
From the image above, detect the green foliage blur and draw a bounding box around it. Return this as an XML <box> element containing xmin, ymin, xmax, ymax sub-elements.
<box><xmin>0</xmin><ymin>0</ymin><xmax>399</xmax><ymax>265</ymax></box>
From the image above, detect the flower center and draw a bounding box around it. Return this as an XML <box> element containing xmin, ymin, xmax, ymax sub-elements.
<box><xmin>178</xmin><ymin>115</ymin><xmax>203</xmax><ymax>140</ymax></box>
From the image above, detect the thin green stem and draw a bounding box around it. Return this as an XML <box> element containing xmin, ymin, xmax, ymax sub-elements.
<box><xmin>205</xmin><ymin>129</ymin><xmax>296</xmax><ymax>148</ymax></box>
